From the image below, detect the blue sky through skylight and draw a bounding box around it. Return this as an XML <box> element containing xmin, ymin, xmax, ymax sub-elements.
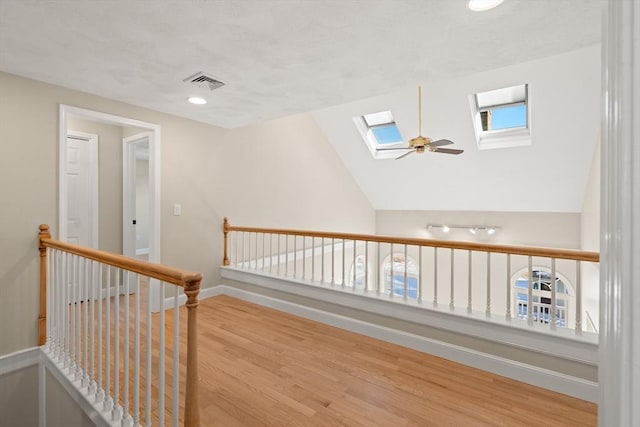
<box><xmin>371</xmin><ymin>124</ymin><xmax>402</xmax><ymax>144</ymax></box>
<box><xmin>490</xmin><ymin>104</ymin><xmax>526</xmax><ymax>130</ymax></box>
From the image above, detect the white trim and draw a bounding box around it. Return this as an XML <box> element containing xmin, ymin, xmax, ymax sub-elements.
<box><xmin>135</xmin><ymin>248</ymin><xmax>149</xmax><ymax>256</ymax></box>
<box><xmin>221</xmin><ymin>267</ymin><xmax>598</xmax><ymax>364</ymax></box>
<box><xmin>599</xmin><ymin>1</ymin><xmax>640</xmax><ymax>424</ymax></box>
<box><xmin>212</xmin><ymin>284</ymin><xmax>598</xmax><ymax>403</ymax></box>
<box><xmin>38</xmin><ymin>362</ymin><xmax>46</xmax><ymax>427</ymax></box>
<box><xmin>0</xmin><ymin>347</ymin><xmax>41</xmax><ymax>375</ymax></box>
<box><xmin>41</xmin><ymin>349</ymin><xmax>116</xmax><ymax>427</ymax></box>
<box><xmin>122</xmin><ymin>132</ymin><xmax>153</xmax><ymax>260</ymax></box>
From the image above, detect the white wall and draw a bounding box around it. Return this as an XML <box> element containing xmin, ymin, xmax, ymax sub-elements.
<box><xmin>0</xmin><ymin>71</ymin><xmax>374</xmax><ymax>356</ymax></box>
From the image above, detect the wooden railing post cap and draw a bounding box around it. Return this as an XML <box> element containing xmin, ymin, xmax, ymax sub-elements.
<box><xmin>39</xmin><ymin>224</ymin><xmax>50</xmax><ymax>235</ymax></box>
<box><xmin>223</xmin><ymin>217</ymin><xmax>230</xmax><ymax>232</ymax></box>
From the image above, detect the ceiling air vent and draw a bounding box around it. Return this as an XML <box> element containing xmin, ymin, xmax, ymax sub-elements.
<box><xmin>183</xmin><ymin>72</ymin><xmax>225</xmax><ymax>91</ymax></box>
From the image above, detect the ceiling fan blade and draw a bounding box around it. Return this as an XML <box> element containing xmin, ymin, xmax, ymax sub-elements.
<box><xmin>433</xmin><ymin>148</ymin><xmax>464</xmax><ymax>155</ymax></box>
<box><xmin>377</xmin><ymin>147</ymin><xmax>411</xmax><ymax>151</ymax></box>
<box><xmin>429</xmin><ymin>139</ymin><xmax>454</xmax><ymax>147</ymax></box>
<box><xmin>395</xmin><ymin>149</ymin><xmax>416</xmax><ymax>160</ymax></box>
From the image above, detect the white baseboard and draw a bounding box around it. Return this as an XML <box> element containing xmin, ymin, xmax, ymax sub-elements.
<box><xmin>213</xmin><ymin>284</ymin><xmax>598</xmax><ymax>403</ymax></box>
<box><xmin>161</xmin><ymin>285</ymin><xmax>223</xmax><ymax>309</ymax></box>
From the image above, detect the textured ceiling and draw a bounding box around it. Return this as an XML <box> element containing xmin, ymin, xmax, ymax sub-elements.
<box><xmin>0</xmin><ymin>0</ymin><xmax>604</xmax><ymax>129</ymax></box>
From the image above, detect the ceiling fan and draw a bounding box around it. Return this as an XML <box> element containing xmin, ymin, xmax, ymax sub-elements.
<box><xmin>380</xmin><ymin>86</ymin><xmax>464</xmax><ymax>160</ymax></box>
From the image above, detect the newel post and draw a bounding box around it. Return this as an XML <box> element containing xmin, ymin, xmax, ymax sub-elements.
<box><xmin>184</xmin><ymin>275</ymin><xmax>202</xmax><ymax>427</ymax></box>
<box><xmin>223</xmin><ymin>217</ymin><xmax>230</xmax><ymax>266</ymax></box>
<box><xmin>38</xmin><ymin>224</ymin><xmax>51</xmax><ymax>346</ymax></box>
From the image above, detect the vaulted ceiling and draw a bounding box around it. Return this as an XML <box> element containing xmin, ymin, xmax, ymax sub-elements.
<box><xmin>0</xmin><ymin>0</ymin><xmax>604</xmax><ymax>213</ymax></box>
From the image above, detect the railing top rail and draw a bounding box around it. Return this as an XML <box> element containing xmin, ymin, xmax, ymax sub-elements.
<box><xmin>223</xmin><ymin>220</ymin><xmax>599</xmax><ymax>263</ymax></box>
<box><xmin>39</xmin><ymin>224</ymin><xmax>202</xmax><ymax>287</ymax></box>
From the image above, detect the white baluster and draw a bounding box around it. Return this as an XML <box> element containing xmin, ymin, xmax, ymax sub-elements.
<box><xmin>83</xmin><ymin>258</ymin><xmax>89</xmax><ymax>387</ymax></box>
<box><xmin>133</xmin><ymin>273</ymin><xmax>140</xmax><ymax>426</ymax></box>
<box><xmin>418</xmin><ymin>246</ymin><xmax>422</xmax><ymax>303</ymax></box>
<box><xmin>575</xmin><ymin>261</ymin><xmax>582</xmax><ymax>334</ymax></box>
<box><xmin>285</xmin><ymin>235</ymin><xmax>289</xmax><ymax>277</ymax></box>
<box><xmin>467</xmin><ymin>250</ymin><xmax>472</xmax><ymax>313</ymax></box>
<box><xmin>293</xmin><ymin>235</ymin><xmax>297</xmax><ymax>278</ymax></box>
<box><xmin>341</xmin><ymin>239</ymin><xmax>346</xmax><ymax>288</ymax></box>
<box><xmin>389</xmin><ymin>243</ymin><xmax>394</xmax><ymax>299</ymax></box>
<box><xmin>506</xmin><ymin>254</ymin><xmax>512</xmax><ymax>320</ymax></box>
<box><xmin>433</xmin><ymin>247</ymin><xmax>437</xmax><ymax>305</ymax></box>
<box><xmin>145</xmin><ymin>275</ymin><xmax>152</xmax><ymax>426</ymax></box>
<box><xmin>113</xmin><ymin>269</ymin><xmax>121</xmax><ymax>421</ymax></box>
<box><xmin>527</xmin><ymin>257</ymin><xmax>533</xmax><ymax>325</ymax></box>
<box><xmin>158</xmin><ymin>281</ymin><xmax>165</xmax><ymax>427</ymax></box>
<box><xmin>331</xmin><ymin>238</ymin><xmax>335</xmax><ymax>286</ymax></box>
<box><xmin>353</xmin><ymin>240</ymin><xmax>357</xmax><ymax>290</ymax></box>
<box><xmin>123</xmin><ymin>271</ymin><xmax>131</xmax><ymax>424</ymax></box>
<box><xmin>403</xmin><ymin>245</ymin><xmax>408</xmax><ymax>300</ymax></box>
<box><xmin>104</xmin><ymin>266</ymin><xmax>112</xmax><ymax>412</ymax></box>
<box><xmin>376</xmin><ymin>242</ymin><xmax>381</xmax><ymax>296</ymax></box>
<box><xmin>551</xmin><ymin>258</ymin><xmax>557</xmax><ymax>329</ymax></box>
<box><xmin>172</xmin><ymin>286</ymin><xmax>180</xmax><ymax>427</ymax></box>
<box><xmin>486</xmin><ymin>253</ymin><xmax>491</xmax><ymax>316</ymax></box>
<box><xmin>450</xmin><ymin>248</ymin><xmax>454</xmax><ymax>309</ymax></box>
<box><xmin>364</xmin><ymin>241</ymin><xmax>369</xmax><ymax>291</ymax></box>
<box><xmin>96</xmin><ymin>263</ymin><xmax>104</xmax><ymax>404</ymax></box>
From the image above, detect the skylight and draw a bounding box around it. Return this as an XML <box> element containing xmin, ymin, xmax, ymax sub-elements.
<box><xmin>469</xmin><ymin>84</ymin><xmax>531</xmax><ymax>150</ymax></box>
<box><xmin>354</xmin><ymin>111</ymin><xmax>407</xmax><ymax>159</ymax></box>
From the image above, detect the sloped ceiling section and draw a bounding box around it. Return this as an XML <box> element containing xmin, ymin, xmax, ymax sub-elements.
<box><xmin>312</xmin><ymin>46</ymin><xmax>601</xmax><ymax>213</ymax></box>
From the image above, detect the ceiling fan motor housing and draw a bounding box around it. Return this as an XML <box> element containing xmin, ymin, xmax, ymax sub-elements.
<box><xmin>409</xmin><ymin>135</ymin><xmax>431</xmax><ymax>148</ymax></box>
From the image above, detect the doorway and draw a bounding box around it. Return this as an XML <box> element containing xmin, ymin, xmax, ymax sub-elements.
<box><xmin>123</xmin><ymin>133</ymin><xmax>152</xmax><ymax>260</ymax></box>
<box><xmin>59</xmin><ymin>104</ymin><xmax>161</xmax><ymax>310</ymax></box>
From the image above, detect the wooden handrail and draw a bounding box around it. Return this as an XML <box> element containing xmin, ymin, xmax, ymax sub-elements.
<box><xmin>38</xmin><ymin>224</ymin><xmax>201</xmax><ymax>427</ymax></box>
<box><xmin>222</xmin><ymin>220</ymin><xmax>600</xmax><ymax>263</ymax></box>
<box><xmin>38</xmin><ymin>225</ymin><xmax>202</xmax><ymax>287</ymax></box>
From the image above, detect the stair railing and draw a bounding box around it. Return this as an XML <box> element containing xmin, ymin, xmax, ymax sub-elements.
<box><xmin>38</xmin><ymin>224</ymin><xmax>201</xmax><ymax>427</ymax></box>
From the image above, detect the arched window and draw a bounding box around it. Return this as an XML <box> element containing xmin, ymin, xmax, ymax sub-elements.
<box><xmin>513</xmin><ymin>268</ymin><xmax>573</xmax><ymax>327</ymax></box>
<box><xmin>347</xmin><ymin>255</ymin><xmax>367</xmax><ymax>290</ymax></box>
<box><xmin>381</xmin><ymin>254</ymin><xmax>419</xmax><ymax>299</ymax></box>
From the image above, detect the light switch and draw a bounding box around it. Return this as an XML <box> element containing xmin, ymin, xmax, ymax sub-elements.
<box><xmin>173</xmin><ymin>204</ymin><xmax>182</xmax><ymax>216</ymax></box>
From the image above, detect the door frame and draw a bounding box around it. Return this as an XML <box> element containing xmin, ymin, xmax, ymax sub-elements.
<box><xmin>65</xmin><ymin>130</ymin><xmax>99</xmax><ymax>248</ymax></box>
<box><xmin>122</xmin><ymin>132</ymin><xmax>153</xmax><ymax>259</ymax></box>
<box><xmin>59</xmin><ymin>105</ymin><xmax>162</xmax><ymax>310</ymax></box>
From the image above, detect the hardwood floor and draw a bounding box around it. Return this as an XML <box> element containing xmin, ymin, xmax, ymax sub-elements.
<box><xmin>195</xmin><ymin>295</ymin><xmax>597</xmax><ymax>426</ymax></box>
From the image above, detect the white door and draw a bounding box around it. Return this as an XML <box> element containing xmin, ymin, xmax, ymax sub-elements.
<box><xmin>65</xmin><ymin>132</ymin><xmax>98</xmax><ymax>247</ymax></box>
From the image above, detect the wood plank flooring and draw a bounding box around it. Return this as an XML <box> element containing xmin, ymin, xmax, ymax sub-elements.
<box><xmin>195</xmin><ymin>295</ymin><xmax>597</xmax><ymax>426</ymax></box>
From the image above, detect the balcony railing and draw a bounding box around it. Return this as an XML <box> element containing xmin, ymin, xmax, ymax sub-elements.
<box><xmin>222</xmin><ymin>218</ymin><xmax>599</xmax><ymax>334</ymax></box>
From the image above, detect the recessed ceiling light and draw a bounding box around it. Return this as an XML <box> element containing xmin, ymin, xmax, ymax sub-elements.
<box><xmin>467</xmin><ymin>0</ymin><xmax>504</xmax><ymax>12</ymax></box>
<box><xmin>187</xmin><ymin>96</ymin><xmax>207</xmax><ymax>105</ymax></box>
